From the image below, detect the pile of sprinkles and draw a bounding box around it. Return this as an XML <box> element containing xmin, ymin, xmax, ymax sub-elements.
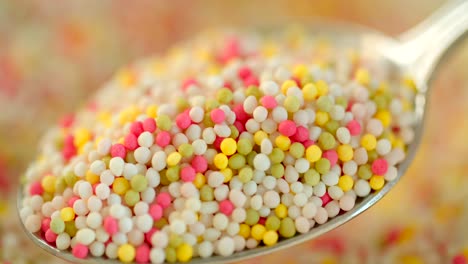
<box><xmin>19</xmin><ymin>28</ymin><xmax>417</xmax><ymax>263</ymax></box>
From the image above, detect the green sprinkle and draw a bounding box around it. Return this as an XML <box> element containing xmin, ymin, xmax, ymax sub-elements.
<box><xmin>315</xmin><ymin>158</ymin><xmax>330</xmax><ymax>174</ymax></box>
<box><xmin>246</xmin><ymin>86</ymin><xmax>263</xmax><ymax>99</ymax></box>
<box><xmin>317</xmin><ymin>96</ymin><xmax>333</xmax><ymax>112</ymax></box>
<box><xmin>239</xmin><ymin>167</ymin><xmax>253</xmax><ymax>183</ymax></box>
<box><xmin>55</xmin><ymin>177</ymin><xmax>66</xmax><ymax>193</ymax></box>
<box><xmin>335</xmin><ymin>96</ymin><xmax>348</xmax><ymax>108</ymax></box>
<box><xmin>358</xmin><ymin>164</ymin><xmax>372</xmax><ymax>180</ymax></box>
<box><xmin>271</xmin><ymin>164</ymin><xmax>285</xmax><ymax>178</ymax></box>
<box><xmin>200</xmin><ymin>185</ymin><xmax>214</xmax><ymax>201</ymax></box>
<box><xmin>367</xmin><ymin>150</ymin><xmax>378</xmax><ymax>163</ymax></box>
<box><xmin>169</xmin><ymin>234</ymin><xmax>183</xmax><ymax>248</ymax></box>
<box><xmin>124</xmin><ymin>190</ymin><xmax>140</xmax><ymax>206</ymax></box>
<box><xmin>165</xmin><ymin>247</ymin><xmax>177</xmax><ymax>263</ymax></box>
<box><xmin>160</xmin><ymin>171</ymin><xmax>170</xmax><ymax>186</ymax></box>
<box><xmin>265</xmin><ymin>216</ymin><xmax>281</xmax><ymax>231</ymax></box>
<box><xmin>304</xmin><ymin>169</ymin><xmax>320</xmax><ymax>186</ymax></box>
<box><xmin>203</xmin><ymin>112</ymin><xmax>215</xmax><ymax>127</ymax></box>
<box><xmin>246</xmin><ymin>151</ymin><xmax>257</xmax><ymax>167</ymax></box>
<box><xmin>154</xmin><ymin>218</ymin><xmax>168</xmax><ymax>229</ymax></box>
<box><xmin>178</xmin><ymin>143</ymin><xmax>194</xmax><ymax>158</ymax></box>
<box><xmin>279</xmin><ymin>217</ymin><xmax>296</xmax><ymax>238</ymax></box>
<box><xmin>102</xmin><ymin>156</ymin><xmax>111</xmax><ymax>168</ymax></box>
<box><xmin>373</xmin><ymin>94</ymin><xmax>388</xmax><ymax>110</ymax></box>
<box><xmin>269</xmin><ymin>148</ymin><xmax>285</xmax><ymax>164</ymax></box>
<box><xmin>245</xmin><ymin>208</ymin><xmax>260</xmax><ymax>226</ymax></box>
<box><xmin>237</xmin><ymin>138</ymin><xmax>253</xmax><ymax>155</ymax></box>
<box><xmin>176</xmin><ymin>97</ymin><xmax>190</xmax><ymax>111</ymax></box>
<box><xmin>229</xmin><ymin>125</ymin><xmax>239</xmax><ymax>139</ymax></box>
<box><xmin>63</xmin><ymin>171</ymin><xmax>77</xmax><ymax>187</ymax></box>
<box><xmin>318</xmin><ymin>132</ymin><xmax>336</xmax><ymax>150</ymax></box>
<box><xmin>325</xmin><ymin>120</ymin><xmax>339</xmax><ymax>135</ymax></box>
<box><xmin>64</xmin><ymin>221</ymin><xmax>77</xmax><ymax>237</ymax></box>
<box><xmin>130</xmin><ymin>174</ymin><xmax>147</xmax><ymax>192</ymax></box>
<box><xmin>42</xmin><ymin>193</ymin><xmax>53</xmax><ymax>202</ymax></box>
<box><xmin>50</xmin><ymin>218</ymin><xmax>65</xmax><ymax>234</ymax></box>
<box><xmin>156</xmin><ymin>114</ymin><xmax>172</xmax><ymax>131</ymax></box>
<box><xmin>205</xmin><ymin>99</ymin><xmax>219</xmax><ymax>111</ymax></box>
<box><xmin>228</xmin><ymin>154</ymin><xmax>246</xmax><ymax>170</ymax></box>
<box><xmin>166</xmin><ymin>166</ymin><xmax>180</xmax><ymax>182</ymax></box>
<box><xmin>301</xmin><ymin>76</ymin><xmax>314</xmax><ymax>85</ymax></box>
<box><xmin>216</xmin><ymin>88</ymin><xmax>233</xmax><ymax>104</ymax></box>
<box><xmin>284</xmin><ymin>95</ymin><xmax>300</xmax><ymax>113</ymax></box>
<box><xmin>289</xmin><ymin>143</ymin><xmax>305</xmax><ymax>159</ymax></box>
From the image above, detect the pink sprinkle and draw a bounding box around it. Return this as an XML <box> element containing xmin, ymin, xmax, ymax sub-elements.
<box><xmin>233</xmin><ymin>121</ymin><xmax>245</xmax><ymax>134</ymax></box>
<box><xmin>45</xmin><ymin>229</ymin><xmax>57</xmax><ymax>243</ymax></box>
<box><xmin>59</xmin><ymin>114</ymin><xmax>75</xmax><ymax>128</ymax></box>
<box><xmin>136</xmin><ymin>243</ymin><xmax>150</xmax><ymax>263</ymax></box>
<box><xmin>124</xmin><ymin>133</ymin><xmax>138</xmax><ymax>151</ymax></box>
<box><xmin>260</xmin><ymin>96</ymin><xmax>277</xmax><ymax>109</ymax></box>
<box><xmin>103</xmin><ymin>216</ymin><xmax>118</xmax><ymax>235</ymax></box>
<box><xmin>29</xmin><ymin>182</ymin><xmax>44</xmax><ymax>196</ymax></box>
<box><xmin>220</xmin><ymin>38</ymin><xmax>240</xmax><ymax>64</ymax></box>
<box><xmin>223</xmin><ymin>81</ymin><xmax>233</xmax><ymax>90</ymax></box>
<box><xmin>145</xmin><ymin>228</ymin><xmax>158</xmax><ymax>244</ymax></box>
<box><xmin>453</xmin><ymin>254</ymin><xmax>467</xmax><ymax>264</ymax></box>
<box><xmin>62</xmin><ymin>145</ymin><xmax>77</xmax><ymax>161</ymax></box>
<box><xmin>233</xmin><ymin>104</ymin><xmax>250</xmax><ymax>122</ymax></box>
<box><xmin>292</xmin><ymin>126</ymin><xmax>309</xmax><ymax>142</ymax></box>
<box><xmin>92</xmin><ymin>183</ymin><xmax>99</xmax><ymax>194</ymax></box>
<box><xmin>155</xmin><ymin>131</ymin><xmax>171</xmax><ymax>147</ymax></box>
<box><xmin>181</xmin><ymin>166</ymin><xmax>196</xmax><ymax>182</ymax></box>
<box><xmin>323</xmin><ymin>150</ymin><xmax>338</xmax><ymax>167</ymax></box>
<box><xmin>346</xmin><ymin>120</ymin><xmax>361</xmax><ymax>136</ymax></box>
<box><xmin>321</xmin><ymin>193</ymin><xmax>332</xmax><ymax>206</ymax></box>
<box><xmin>191</xmin><ymin>156</ymin><xmax>208</xmax><ymax>173</ymax></box>
<box><xmin>219</xmin><ymin>200</ymin><xmax>234</xmax><ymax>216</ymax></box>
<box><xmin>258</xmin><ymin>217</ymin><xmax>266</xmax><ymax>225</ymax></box>
<box><xmin>210</xmin><ymin>108</ymin><xmax>226</xmax><ymax>124</ymax></box>
<box><xmin>130</xmin><ymin>121</ymin><xmax>144</xmax><ymax>136</ymax></box>
<box><xmin>371</xmin><ymin>159</ymin><xmax>388</xmax><ymax>175</ymax></box>
<box><xmin>67</xmin><ymin>196</ymin><xmax>79</xmax><ymax>207</ymax></box>
<box><xmin>213</xmin><ymin>136</ymin><xmax>224</xmax><ymax>150</ymax></box>
<box><xmin>303</xmin><ymin>140</ymin><xmax>315</xmax><ymax>148</ymax></box>
<box><xmin>149</xmin><ymin>204</ymin><xmax>163</xmax><ymax>220</ymax></box>
<box><xmin>278</xmin><ymin>120</ymin><xmax>297</xmax><ymax>137</ymax></box>
<box><xmin>182</xmin><ymin>78</ymin><xmax>197</xmax><ymax>91</ymax></box>
<box><xmin>41</xmin><ymin>218</ymin><xmax>51</xmax><ymax>233</ymax></box>
<box><xmin>238</xmin><ymin>66</ymin><xmax>252</xmax><ymax>80</ymax></box>
<box><xmin>292</xmin><ymin>77</ymin><xmax>301</xmax><ymax>87</ymax></box>
<box><xmin>72</xmin><ymin>244</ymin><xmax>89</xmax><ymax>259</ymax></box>
<box><xmin>244</xmin><ymin>75</ymin><xmax>259</xmax><ymax>87</ymax></box>
<box><xmin>142</xmin><ymin>118</ymin><xmax>156</xmax><ymax>133</ymax></box>
<box><xmin>110</xmin><ymin>144</ymin><xmax>127</xmax><ymax>159</ymax></box>
<box><xmin>156</xmin><ymin>193</ymin><xmax>171</xmax><ymax>209</ymax></box>
<box><xmin>176</xmin><ymin>112</ymin><xmax>191</xmax><ymax>129</ymax></box>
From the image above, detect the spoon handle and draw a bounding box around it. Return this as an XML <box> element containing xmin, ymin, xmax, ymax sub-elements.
<box><xmin>397</xmin><ymin>0</ymin><xmax>468</xmax><ymax>84</ymax></box>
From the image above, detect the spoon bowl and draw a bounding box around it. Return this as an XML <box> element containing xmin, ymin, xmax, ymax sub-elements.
<box><xmin>18</xmin><ymin>1</ymin><xmax>467</xmax><ymax>263</ymax></box>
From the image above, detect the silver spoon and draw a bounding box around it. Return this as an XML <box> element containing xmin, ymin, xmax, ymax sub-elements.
<box><xmin>18</xmin><ymin>0</ymin><xmax>468</xmax><ymax>263</ymax></box>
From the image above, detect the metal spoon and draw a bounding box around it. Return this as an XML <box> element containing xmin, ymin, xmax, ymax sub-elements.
<box><xmin>18</xmin><ymin>0</ymin><xmax>468</xmax><ymax>263</ymax></box>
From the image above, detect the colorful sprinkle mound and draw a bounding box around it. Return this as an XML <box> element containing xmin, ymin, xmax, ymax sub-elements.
<box><xmin>20</xmin><ymin>29</ymin><xmax>417</xmax><ymax>263</ymax></box>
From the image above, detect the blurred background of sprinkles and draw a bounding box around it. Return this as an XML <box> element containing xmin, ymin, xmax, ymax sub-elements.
<box><xmin>1</xmin><ymin>0</ymin><xmax>468</xmax><ymax>263</ymax></box>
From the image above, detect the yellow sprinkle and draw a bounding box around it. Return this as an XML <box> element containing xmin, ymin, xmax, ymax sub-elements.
<box><xmin>98</xmin><ymin>112</ymin><xmax>112</xmax><ymax>127</ymax></box>
<box><xmin>400</xmin><ymin>255</ymin><xmax>424</xmax><ymax>264</ymax></box>
<box><xmin>85</xmin><ymin>171</ymin><xmax>100</xmax><ymax>185</ymax></box>
<box><xmin>117</xmin><ymin>69</ymin><xmax>137</xmax><ymax>89</ymax></box>
<box><xmin>221</xmin><ymin>168</ymin><xmax>233</xmax><ymax>183</ymax></box>
<box><xmin>355</xmin><ymin>68</ymin><xmax>370</xmax><ymax>86</ymax></box>
<box><xmin>194</xmin><ymin>173</ymin><xmax>206</xmax><ymax>189</ymax></box>
<box><xmin>316</xmin><ymin>80</ymin><xmax>329</xmax><ymax>96</ymax></box>
<box><xmin>117</xmin><ymin>244</ymin><xmax>136</xmax><ymax>263</ymax></box>
<box><xmin>302</xmin><ymin>83</ymin><xmax>318</xmax><ymax>101</ymax></box>
<box><xmin>167</xmin><ymin>152</ymin><xmax>182</xmax><ymax>167</ymax></box>
<box><xmin>293</xmin><ymin>64</ymin><xmax>308</xmax><ymax>79</ymax></box>
<box><xmin>261</xmin><ymin>42</ymin><xmax>278</xmax><ymax>58</ymax></box>
<box><xmin>375</xmin><ymin>110</ymin><xmax>392</xmax><ymax>127</ymax></box>
<box><xmin>213</xmin><ymin>153</ymin><xmax>228</xmax><ymax>169</ymax></box>
<box><xmin>251</xmin><ymin>224</ymin><xmax>266</xmax><ymax>241</ymax></box>
<box><xmin>338</xmin><ymin>175</ymin><xmax>354</xmax><ymax>192</ymax></box>
<box><xmin>239</xmin><ymin>224</ymin><xmax>251</xmax><ymax>239</ymax></box>
<box><xmin>275</xmin><ymin>135</ymin><xmax>291</xmax><ymax>151</ymax></box>
<box><xmin>275</xmin><ymin>204</ymin><xmax>288</xmax><ymax>218</ymax></box>
<box><xmin>146</xmin><ymin>105</ymin><xmax>158</xmax><ymax>118</ymax></box>
<box><xmin>60</xmin><ymin>207</ymin><xmax>75</xmax><ymax>222</ymax></box>
<box><xmin>305</xmin><ymin>145</ymin><xmax>322</xmax><ymax>163</ymax></box>
<box><xmin>41</xmin><ymin>175</ymin><xmax>57</xmax><ymax>193</ymax></box>
<box><xmin>361</xmin><ymin>134</ymin><xmax>377</xmax><ymax>151</ymax></box>
<box><xmin>281</xmin><ymin>80</ymin><xmax>297</xmax><ymax>94</ymax></box>
<box><xmin>263</xmin><ymin>230</ymin><xmax>279</xmax><ymax>246</ymax></box>
<box><xmin>254</xmin><ymin>131</ymin><xmax>268</xmax><ymax>146</ymax></box>
<box><xmin>315</xmin><ymin>111</ymin><xmax>329</xmax><ymax>126</ymax></box>
<box><xmin>220</xmin><ymin>138</ymin><xmax>237</xmax><ymax>156</ymax></box>
<box><xmin>73</xmin><ymin>128</ymin><xmax>91</xmax><ymax>148</ymax></box>
<box><xmin>337</xmin><ymin>144</ymin><xmax>354</xmax><ymax>162</ymax></box>
<box><xmin>113</xmin><ymin>178</ymin><xmax>130</xmax><ymax>196</ymax></box>
<box><xmin>369</xmin><ymin>175</ymin><xmax>385</xmax><ymax>190</ymax></box>
<box><xmin>176</xmin><ymin>243</ymin><xmax>193</xmax><ymax>263</ymax></box>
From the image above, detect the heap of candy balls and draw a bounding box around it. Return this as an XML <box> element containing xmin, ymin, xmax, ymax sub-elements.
<box><xmin>19</xmin><ymin>29</ymin><xmax>416</xmax><ymax>263</ymax></box>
